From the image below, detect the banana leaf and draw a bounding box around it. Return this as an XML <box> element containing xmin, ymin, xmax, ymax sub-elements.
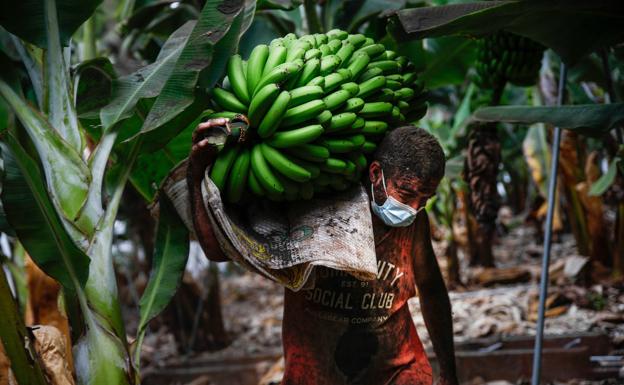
<box><xmin>135</xmin><ymin>193</ymin><xmax>189</xmax><ymax>364</ymax></box>
<box><xmin>100</xmin><ymin>21</ymin><xmax>195</xmax><ymax>131</ymax></box>
<box><xmin>473</xmin><ymin>103</ymin><xmax>624</xmax><ymax>137</ymax></box>
<box><xmin>388</xmin><ymin>0</ymin><xmax>624</xmax><ymax>65</ymax></box>
<box><xmin>589</xmin><ymin>157</ymin><xmax>621</xmax><ymax>196</ymax></box>
<box><xmin>0</xmin><ymin>136</ymin><xmax>89</xmax><ymax>292</ymax></box>
<box><xmin>0</xmin><ymin>79</ymin><xmax>91</xmax><ymax>230</ymax></box>
<box><xmin>133</xmin><ymin>0</ymin><xmax>250</xmax><ymax>152</ymax></box>
<box><xmin>0</xmin><ymin>0</ymin><xmax>102</xmax><ymax>49</ymax></box>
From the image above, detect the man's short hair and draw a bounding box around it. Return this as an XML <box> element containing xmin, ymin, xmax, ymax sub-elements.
<box><xmin>374</xmin><ymin>126</ymin><xmax>445</xmax><ymax>184</ymax></box>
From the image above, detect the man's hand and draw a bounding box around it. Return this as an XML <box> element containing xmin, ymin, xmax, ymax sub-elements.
<box><xmin>188</xmin><ymin>118</ymin><xmax>231</xmax><ymax>182</ymax></box>
<box><xmin>186</xmin><ymin>118</ymin><xmax>234</xmax><ymax>262</ymax></box>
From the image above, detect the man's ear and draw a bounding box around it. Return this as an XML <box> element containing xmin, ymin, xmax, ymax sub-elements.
<box><xmin>369</xmin><ymin>161</ymin><xmax>382</xmax><ymax>187</ymax></box>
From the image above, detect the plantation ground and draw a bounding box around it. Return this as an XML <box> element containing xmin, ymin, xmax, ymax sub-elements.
<box><xmin>139</xmin><ymin>211</ymin><xmax>624</xmax><ymax>384</ymax></box>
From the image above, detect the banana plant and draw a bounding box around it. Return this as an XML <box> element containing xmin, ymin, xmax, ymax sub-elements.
<box><xmin>0</xmin><ymin>0</ymin><xmax>253</xmax><ymax>383</ymax></box>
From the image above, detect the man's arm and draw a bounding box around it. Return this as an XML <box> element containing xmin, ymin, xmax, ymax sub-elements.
<box><xmin>412</xmin><ymin>211</ymin><xmax>458</xmax><ymax>385</ymax></box>
<box><xmin>187</xmin><ymin>119</ymin><xmax>230</xmax><ymax>262</ymax></box>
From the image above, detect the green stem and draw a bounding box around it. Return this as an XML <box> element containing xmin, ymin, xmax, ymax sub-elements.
<box><xmin>0</xmin><ymin>262</ymin><xmax>49</xmax><ymax>385</ymax></box>
<box><xmin>83</xmin><ymin>15</ymin><xmax>97</xmax><ymax>61</ymax></box>
<box><xmin>304</xmin><ymin>0</ymin><xmax>323</xmax><ymax>34</ymax></box>
<box><xmin>118</xmin><ymin>0</ymin><xmax>136</xmax><ymax>22</ymax></box>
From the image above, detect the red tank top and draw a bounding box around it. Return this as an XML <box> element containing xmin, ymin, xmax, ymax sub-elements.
<box><xmin>281</xmin><ymin>221</ymin><xmax>432</xmax><ymax>385</ymax></box>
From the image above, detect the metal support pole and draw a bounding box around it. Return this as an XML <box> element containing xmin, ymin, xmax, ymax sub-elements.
<box><xmin>530</xmin><ymin>62</ymin><xmax>568</xmax><ymax>385</ymax></box>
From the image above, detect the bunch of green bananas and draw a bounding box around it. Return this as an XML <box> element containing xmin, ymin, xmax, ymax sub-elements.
<box><xmin>207</xmin><ymin>29</ymin><xmax>426</xmax><ymax>203</ymax></box>
<box><xmin>474</xmin><ymin>31</ymin><xmax>544</xmax><ymax>89</ymax></box>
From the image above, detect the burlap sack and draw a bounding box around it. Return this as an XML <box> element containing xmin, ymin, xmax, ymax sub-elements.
<box><xmin>162</xmin><ymin>161</ymin><xmax>377</xmax><ymax>291</ymax></box>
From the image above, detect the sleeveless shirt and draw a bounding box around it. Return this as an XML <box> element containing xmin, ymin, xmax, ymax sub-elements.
<box><xmin>281</xmin><ymin>220</ymin><xmax>432</xmax><ymax>385</ymax></box>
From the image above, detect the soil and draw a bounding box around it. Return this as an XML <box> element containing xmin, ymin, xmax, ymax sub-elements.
<box><xmin>140</xmin><ymin>219</ymin><xmax>624</xmax><ymax>384</ymax></box>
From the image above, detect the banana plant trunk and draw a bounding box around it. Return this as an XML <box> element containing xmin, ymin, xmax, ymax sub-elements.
<box><xmin>464</xmin><ymin>122</ymin><xmax>500</xmax><ymax>267</ymax></box>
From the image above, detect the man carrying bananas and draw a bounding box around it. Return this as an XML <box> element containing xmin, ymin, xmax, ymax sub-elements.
<box><xmin>188</xmin><ymin>120</ymin><xmax>458</xmax><ymax>385</ymax></box>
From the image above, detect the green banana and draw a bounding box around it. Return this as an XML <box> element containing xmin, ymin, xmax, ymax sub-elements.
<box><xmin>262</xmin><ymin>45</ymin><xmax>288</xmax><ymax>77</ymax></box>
<box><xmin>248</xmin><ymin>83</ymin><xmax>280</xmax><ymax>127</ymax></box>
<box><xmin>368</xmin><ymin>60</ymin><xmax>400</xmax><ymax>74</ymax></box>
<box><xmin>340</xmin><ymin>82</ymin><xmax>359</xmax><ymax>97</ymax></box>
<box><xmin>208</xmin><ymin>111</ymin><xmax>238</xmax><ymax>119</ymax></box>
<box><xmin>356</xmin><ymin>75</ymin><xmax>386</xmax><ymax>99</ymax></box>
<box><xmin>254</xmin><ymin>61</ymin><xmax>301</xmax><ymax>95</ymax></box>
<box><xmin>258</xmin><ymin>90</ymin><xmax>291</xmax><ymax>138</ymax></box>
<box><xmin>225</xmin><ymin>148</ymin><xmax>251</xmax><ymax>203</ymax></box>
<box><xmin>261</xmin><ymin>143</ymin><xmax>312</xmax><ymax>182</ymax></box>
<box><xmin>314</xmin><ymin>33</ymin><xmax>328</xmax><ymax>46</ymax></box>
<box><xmin>358</xmin><ymin>67</ymin><xmax>383</xmax><ymax>82</ymax></box>
<box><xmin>327</xmin><ymin>112</ymin><xmax>357</xmax><ymax>133</ymax></box>
<box><xmin>227</xmin><ymin>55</ymin><xmax>250</xmax><ymax>105</ymax></box>
<box><xmin>289</xmin><ymin>85</ymin><xmax>324</xmax><ymax>107</ymax></box>
<box><xmin>342</xmin><ymin>160</ymin><xmax>357</xmax><ymax>177</ymax></box>
<box><xmin>327</xmin><ymin>29</ymin><xmax>348</xmax><ymax>40</ymax></box>
<box><xmin>307</xmin><ymin>75</ymin><xmax>325</xmax><ymax>89</ymax></box>
<box><xmin>319</xmin><ymin>138</ymin><xmax>355</xmax><ymax>153</ymax></box>
<box><xmin>251</xmin><ymin>144</ymin><xmax>284</xmax><ymax>194</ymax></box>
<box><xmin>359</xmin><ymin>102</ymin><xmax>393</xmax><ymax>118</ymax></box>
<box><xmin>320</xmin><ymin>55</ymin><xmax>342</xmax><ymax>76</ymax></box>
<box><xmin>323</xmin><ymin>89</ymin><xmax>351</xmax><ymax>111</ymax></box>
<box><xmin>212</xmin><ymin>88</ymin><xmax>247</xmax><ymax>113</ymax></box>
<box><xmin>354</xmin><ymin>44</ymin><xmax>385</xmax><ymax>59</ymax></box>
<box><xmin>320</xmin><ymin>158</ymin><xmax>348</xmax><ymax>174</ymax></box>
<box><xmin>391</xmin><ymin>106</ymin><xmax>401</xmax><ymax>121</ymax></box>
<box><xmin>395</xmin><ymin>87</ymin><xmax>415</xmax><ymax>101</ymax></box>
<box><xmin>362</xmin><ymin>141</ymin><xmax>377</xmax><ymax>154</ymax></box>
<box><xmin>296</xmin><ymin>58</ymin><xmax>321</xmax><ymax>88</ymax></box>
<box><xmin>304</xmin><ymin>48</ymin><xmax>321</xmax><ymax>61</ymax></box>
<box><xmin>348</xmin><ymin>134</ymin><xmax>366</xmax><ymax>148</ymax></box>
<box><xmin>286</xmin><ymin>144</ymin><xmax>330</xmax><ymax>163</ymax></box>
<box><xmin>319</xmin><ymin>44</ymin><xmax>331</xmax><ymax>56</ymax></box>
<box><xmin>247</xmin><ymin>44</ymin><xmax>269</xmax><ymax>95</ymax></box>
<box><xmin>347</xmin><ymin>34</ymin><xmax>366</xmax><ymax>48</ymax></box>
<box><xmin>337</xmin><ymin>68</ymin><xmax>352</xmax><ymax>82</ymax></box>
<box><xmin>317</xmin><ymin>110</ymin><xmax>333</xmax><ymax>126</ymax></box>
<box><xmin>336</xmin><ymin>43</ymin><xmax>355</xmax><ymax>65</ymax></box>
<box><xmin>248</xmin><ymin>167</ymin><xmax>265</xmax><ymax>196</ymax></box>
<box><xmin>266</xmin><ymin>124</ymin><xmax>324</xmax><ymax>148</ymax></box>
<box><xmin>361</xmin><ymin>120</ymin><xmax>388</xmax><ymax>136</ymax></box>
<box><xmin>327</xmin><ymin>39</ymin><xmax>343</xmax><ymax>53</ymax></box>
<box><xmin>352</xmin><ymin>117</ymin><xmax>365</xmax><ymax>130</ymax></box>
<box><xmin>324</xmin><ymin>72</ymin><xmax>346</xmax><ymax>93</ymax></box>
<box><xmin>281</xmin><ymin>99</ymin><xmax>326</xmax><ymax>128</ymax></box>
<box><xmin>343</xmin><ymin>97</ymin><xmax>364</xmax><ymax>113</ymax></box>
<box><xmin>210</xmin><ymin>145</ymin><xmax>240</xmax><ymax>191</ymax></box>
<box><xmin>347</xmin><ymin>53</ymin><xmax>370</xmax><ymax>80</ymax></box>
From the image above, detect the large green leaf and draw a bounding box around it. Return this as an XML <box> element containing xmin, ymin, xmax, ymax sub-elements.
<box><xmin>133</xmin><ymin>0</ymin><xmax>248</xmax><ymax>152</ymax></box>
<box><xmin>0</xmin><ymin>0</ymin><xmax>102</xmax><ymax>48</ymax></box>
<box><xmin>388</xmin><ymin>1</ymin><xmax>624</xmax><ymax>65</ymax></box>
<box><xmin>0</xmin><ymin>79</ymin><xmax>91</xmax><ymax>229</ymax></box>
<box><xmin>421</xmin><ymin>36</ymin><xmax>477</xmax><ymax>89</ymax></box>
<box><xmin>473</xmin><ymin>104</ymin><xmax>624</xmax><ymax>137</ymax></box>
<box><xmin>0</xmin><ymin>136</ymin><xmax>89</xmax><ymax>291</ymax></box>
<box><xmin>135</xmin><ymin>193</ymin><xmax>189</xmax><ymax>364</ymax></box>
<box><xmin>44</xmin><ymin>0</ymin><xmax>82</xmax><ymax>151</ymax></box>
<box><xmin>100</xmin><ymin>21</ymin><xmax>195</xmax><ymax>130</ymax></box>
<box><xmin>0</xmin><ymin>271</ymin><xmax>48</xmax><ymax>385</ymax></box>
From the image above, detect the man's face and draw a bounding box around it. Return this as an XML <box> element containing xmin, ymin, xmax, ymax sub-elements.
<box><xmin>368</xmin><ymin>161</ymin><xmax>440</xmax><ymax>211</ymax></box>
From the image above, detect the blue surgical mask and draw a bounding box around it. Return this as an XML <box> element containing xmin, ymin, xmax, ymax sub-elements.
<box><xmin>370</xmin><ymin>169</ymin><xmax>423</xmax><ymax>227</ymax></box>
